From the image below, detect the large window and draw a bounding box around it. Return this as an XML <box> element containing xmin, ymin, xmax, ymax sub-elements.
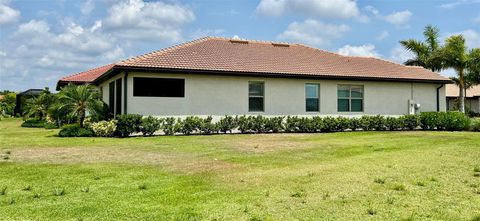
<box><xmin>133</xmin><ymin>77</ymin><xmax>185</xmax><ymax>97</ymax></box>
<box><xmin>108</xmin><ymin>81</ymin><xmax>114</xmax><ymax>114</ymax></box>
<box><xmin>249</xmin><ymin>82</ymin><xmax>264</xmax><ymax>112</ymax></box>
<box><xmin>338</xmin><ymin>85</ymin><xmax>363</xmax><ymax>112</ymax></box>
<box><xmin>305</xmin><ymin>83</ymin><xmax>319</xmax><ymax>112</ymax></box>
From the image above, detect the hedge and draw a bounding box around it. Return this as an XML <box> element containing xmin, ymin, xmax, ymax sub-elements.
<box><xmin>58</xmin><ymin>111</ymin><xmax>475</xmax><ymax>137</ymax></box>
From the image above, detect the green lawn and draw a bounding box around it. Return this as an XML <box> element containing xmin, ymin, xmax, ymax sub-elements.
<box><xmin>0</xmin><ymin>118</ymin><xmax>479</xmax><ymax>220</ymax></box>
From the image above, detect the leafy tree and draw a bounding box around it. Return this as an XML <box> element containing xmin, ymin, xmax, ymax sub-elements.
<box><xmin>400</xmin><ymin>25</ymin><xmax>443</xmax><ymax>72</ymax></box>
<box><xmin>0</xmin><ymin>92</ymin><xmax>16</xmax><ymax>116</ymax></box>
<box><xmin>56</xmin><ymin>84</ymin><xmax>104</xmax><ymax>127</ymax></box>
<box><xmin>23</xmin><ymin>88</ymin><xmax>55</xmax><ymax>120</ymax></box>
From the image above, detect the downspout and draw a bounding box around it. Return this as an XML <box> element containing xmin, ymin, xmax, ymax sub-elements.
<box><xmin>124</xmin><ymin>72</ymin><xmax>128</xmax><ymax>114</ymax></box>
<box><xmin>437</xmin><ymin>84</ymin><xmax>444</xmax><ymax>112</ymax></box>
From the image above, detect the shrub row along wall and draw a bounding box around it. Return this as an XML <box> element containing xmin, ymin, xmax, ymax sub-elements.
<box><xmin>57</xmin><ymin>112</ymin><xmax>476</xmax><ymax>137</ymax></box>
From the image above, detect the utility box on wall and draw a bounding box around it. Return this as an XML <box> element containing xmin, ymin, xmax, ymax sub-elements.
<box><xmin>408</xmin><ymin>99</ymin><xmax>421</xmax><ymax>115</ymax></box>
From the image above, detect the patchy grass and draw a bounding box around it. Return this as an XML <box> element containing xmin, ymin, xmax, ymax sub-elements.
<box><xmin>0</xmin><ymin>118</ymin><xmax>479</xmax><ymax>220</ymax></box>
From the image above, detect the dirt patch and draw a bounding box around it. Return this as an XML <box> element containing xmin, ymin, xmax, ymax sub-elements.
<box><xmin>7</xmin><ymin>147</ymin><xmax>236</xmax><ymax>174</ymax></box>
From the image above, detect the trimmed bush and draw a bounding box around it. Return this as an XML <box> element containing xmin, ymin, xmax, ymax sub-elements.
<box><xmin>322</xmin><ymin>116</ymin><xmax>339</xmax><ymax>132</ymax></box>
<box><xmin>371</xmin><ymin>115</ymin><xmax>386</xmax><ymax>131</ymax></box>
<box><xmin>237</xmin><ymin>116</ymin><xmax>254</xmax><ymax>134</ymax></box>
<box><xmin>442</xmin><ymin>111</ymin><xmax>470</xmax><ymax>131</ymax></box>
<box><xmin>115</xmin><ymin>114</ymin><xmax>142</xmax><ymax>137</ymax></box>
<box><xmin>251</xmin><ymin>115</ymin><xmax>267</xmax><ymax>133</ymax></box>
<box><xmin>140</xmin><ymin>116</ymin><xmax>162</xmax><ymax>136</ymax></box>
<box><xmin>58</xmin><ymin>124</ymin><xmax>94</xmax><ymax>137</ymax></box>
<box><xmin>470</xmin><ymin>119</ymin><xmax>480</xmax><ymax>132</ymax></box>
<box><xmin>385</xmin><ymin>117</ymin><xmax>403</xmax><ymax>131</ymax></box>
<box><xmin>161</xmin><ymin>117</ymin><xmax>177</xmax><ymax>135</ymax></box>
<box><xmin>298</xmin><ymin>117</ymin><xmax>316</xmax><ymax>133</ymax></box>
<box><xmin>265</xmin><ymin>116</ymin><xmax>284</xmax><ymax>133</ymax></box>
<box><xmin>179</xmin><ymin>116</ymin><xmax>202</xmax><ymax>135</ymax></box>
<box><xmin>44</xmin><ymin>122</ymin><xmax>59</xmax><ymax>129</ymax></box>
<box><xmin>91</xmin><ymin>120</ymin><xmax>117</xmax><ymax>137</ymax></box>
<box><xmin>360</xmin><ymin>115</ymin><xmax>374</xmax><ymax>131</ymax></box>
<box><xmin>336</xmin><ymin>117</ymin><xmax>350</xmax><ymax>132</ymax></box>
<box><xmin>420</xmin><ymin>112</ymin><xmax>439</xmax><ymax>130</ymax></box>
<box><xmin>217</xmin><ymin>116</ymin><xmax>236</xmax><ymax>134</ymax></box>
<box><xmin>198</xmin><ymin>116</ymin><xmax>218</xmax><ymax>135</ymax></box>
<box><xmin>21</xmin><ymin>119</ymin><xmax>46</xmax><ymax>128</ymax></box>
<box><xmin>349</xmin><ymin>117</ymin><xmax>361</xmax><ymax>131</ymax></box>
<box><xmin>402</xmin><ymin>114</ymin><xmax>420</xmax><ymax>130</ymax></box>
<box><xmin>284</xmin><ymin>116</ymin><xmax>300</xmax><ymax>133</ymax></box>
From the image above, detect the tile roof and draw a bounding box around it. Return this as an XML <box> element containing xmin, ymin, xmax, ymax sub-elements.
<box><xmin>58</xmin><ymin>37</ymin><xmax>452</xmax><ymax>86</ymax></box>
<box><xmin>446</xmin><ymin>84</ymin><xmax>480</xmax><ymax>97</ymax></box>
<box><xmin>58</xmin><ymin>63</ymin><xmax>115</xmax><ymax>83</ymax></box>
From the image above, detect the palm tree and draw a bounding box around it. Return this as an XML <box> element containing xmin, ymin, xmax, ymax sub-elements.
<box><xmin>57</xmin><ymin>84</ymin><xmax>104</xmax><ymax>127</ymax></box>
<box><xmin>440</xmin><ymin>35</ymin><xmax>480</xmax><ymax>113</ymax></box>
<box><xmin>23</xmin><ymin>88</ymin><xmax>55</xmax><ymax>120</ymax></box>
<box><xmin>400</xmin><ymin>25</ymin><xmax>443</xmax><ymax>72</ymax></box>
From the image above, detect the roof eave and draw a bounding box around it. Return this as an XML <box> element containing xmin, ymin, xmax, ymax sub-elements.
<box><xmin>94</xmin><ymin>65</ymin><xmax>453</xmax><ymax>85</ymax></box>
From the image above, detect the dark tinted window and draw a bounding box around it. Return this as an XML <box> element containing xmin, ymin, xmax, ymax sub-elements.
<box><xmin>133</xmin><ymin>77</ymin><xmax>185</xmax><ymax>97</ymax></box>
<box><xmin>115</xmin><ymin>78</ymin><xmax>122</xmax><ymax>115</ymax></box>
<box><xmin>248</xmin><ymin>82</ymin><xmax>264</xmax><ymax>112</ymax></box>
<box><xmin>108</xmin><ymin>82</ymin><xmax>114</xmax><ymax>114</ymax></box>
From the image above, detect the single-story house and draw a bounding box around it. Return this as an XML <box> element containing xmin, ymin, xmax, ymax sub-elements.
<box><xmin>446</xmin><ymin>84</ymin><xmax>480</xmax><ymax>113</ymax></box>
<box><xmin>57</xmin><ymin>37</ymin><xmax>452</xmax><ymax>117</ymax></box>
<box><xmin>14</xmin><ymin>89</ymin><xmax>45</xmax><ymax>115</ymax></box>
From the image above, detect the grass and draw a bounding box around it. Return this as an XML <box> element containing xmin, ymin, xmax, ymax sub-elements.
<box><xmin>0</xmin><ymin>118</ymin><xmax>480</xmax><ymax>220</ymax></box>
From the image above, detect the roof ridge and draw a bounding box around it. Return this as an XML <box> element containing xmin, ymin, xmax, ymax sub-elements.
<box><xmin>208</xmin><ymin>36</ymin><xmax>293</xmax><ymax>46</ymax></box>
<box><xmin>60</xmin><ymin>63</ymin><xmax>114</xmax><ymax>80</ymax></box>
<box><xmin>117</xmin><ymin>37</ymin><xmax>213</xmax><ymax>66</ymax></box>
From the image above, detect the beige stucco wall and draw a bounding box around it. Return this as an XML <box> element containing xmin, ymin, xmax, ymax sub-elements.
<box><xmin>99</xmin><ymin>72</ymin><xmax>447</xmax><ymax>117</ymax></box>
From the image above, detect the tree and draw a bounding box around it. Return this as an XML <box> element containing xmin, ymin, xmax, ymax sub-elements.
<box><xmin>0</xmin><ymin>92</ymin><xmax>16</xmax><ymax>116</ymax></box>
<box><xmin>440</xmin><ymin>35</ymin><xmax>480</xmax><ymax>113</ymax></box>
<box><xmin>400</xmin><ymin>25</ymin><xmax>443</xmax><ymax>72</ymax></box>
<box><xmin>23</xmin><ymin>88</ymin><xmax>55</xmax><ymax>120</ymax></box>
<box><xmin>57</xmin><ymin>84</ymin><xmax>104</xmax><ymax>127</ymax></box>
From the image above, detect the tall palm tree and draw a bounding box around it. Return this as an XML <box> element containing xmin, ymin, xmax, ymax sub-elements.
<box><xmin>57</xmin><ymin>84</ymin><xmax>104</xmax><ymax>127</ymax></box>
<box><xmin>440</xmin><ymin>35</ymin><xmax>480</xmax><ymax>113</ymax></box>
<box><xmin>400</xmin><ymin>25</ymin><xmax>443</xmax><ymax>72</ymax></box>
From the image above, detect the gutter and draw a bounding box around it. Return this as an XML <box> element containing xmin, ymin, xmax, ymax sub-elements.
<box><xmin>437</xmin><ymin>84</ymin><xmax>444</xmax><ymax>112</ymax></box>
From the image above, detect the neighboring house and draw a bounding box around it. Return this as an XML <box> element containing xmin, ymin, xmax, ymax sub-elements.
<box><xmin>57</xmin><ymin>37</ymin><xmax>451</xmax><ymax>117</ymax></box>
<box><xmin>14</xmin><ymin>89</ymin><xmax>44</xmax><ymax>115</ymax></box>
<box><xmin>446</xmin><ymin>84</ymin><xmax>480</xmax><ymax>113</ymax></box>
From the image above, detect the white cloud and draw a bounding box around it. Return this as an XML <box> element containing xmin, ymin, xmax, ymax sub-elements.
<box><xmin>474</xmin><ymin>16</ymin><xmax>480</xmax><ymax>23</ymax></box>
<box><xmin>0</xmin><ymin>0</ymin><xmax>20</xmax><ymax>26</ymax></box>
<box><xmin>457</xmin><ymin>29</ymin><xmax>480</xmax><ymax>48</ymax></box>
<box><xmin>103</xmin><ymin>0</ymin><xmax>195</xmax><ymax>42</ymax></box>
<box><xmin>81</xmin><ymin>0</ymin><xmax>95</xmax><ymax>15</ymax></box>
<box><xmin>338</xmin><ymin>44</ymin><xmax>380</xmax><ymax>57</ymax></box>
<box><xmin>388</xmin><ymin>45</ymin><xmax>415</xmax><ymax>64</ymax></box>
<box><xmin>364</xmin><ymin>6</ymin><xmax>412</xmax><ymax>26</ymax></box>
<box><xmin>277</xmin><ymin>19</ymin><xmax>349</xmax><ymax>46</ymax></box>
<box><xmin>377</xmin><ymin>31</ymin><xmax>389</xmax><ymax>40</ymax></box>
<box><xmin>256</xmin><ymin>0</ymin><xmax>360</xmax><ymax>20</ymax></box>
<box><xmin>383</xmin><ymin>10</ymin><xmax>412</xmax><ymax>26</ymax></box>
<box><xmin>439</xmin><ymin>0</ymin><xmax>480</xmax><ymax>9</ymax></box>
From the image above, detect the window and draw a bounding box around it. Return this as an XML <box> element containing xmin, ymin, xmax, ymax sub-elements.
<box><xmin>338</xmin><ymin>85</ymin><xmax>363</xmax><ymax>112</ymax></box>
<box><xmin>249</xmin><ymin>82</ymin><xmax>264</xmax><ymax>112</ymax></box>
<box><xmin>305</xmin><ymin>83</ymin><xmax>319</xmax><ymax>112</ymax></box>
<box><xmin>115</xmin><ymin>78</ymin><xmax>122</xmax><ymax>115</ymax></box>
<box><xmin>133</xmin><ymin>77</ymin><xmax>185</xmax><ymax>97</ymax></box>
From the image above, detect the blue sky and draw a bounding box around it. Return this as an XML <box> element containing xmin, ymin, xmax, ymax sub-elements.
<box><xmin>0</xmin><ymin>0</ymin><xmax>479</xmax><ymax>91</ymax></box>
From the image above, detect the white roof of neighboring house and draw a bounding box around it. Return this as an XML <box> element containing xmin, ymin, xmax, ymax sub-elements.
<box><xmin>446</xmin><ymin>84</ymin><xmax>480</xmax><ymax>97</ymax></box>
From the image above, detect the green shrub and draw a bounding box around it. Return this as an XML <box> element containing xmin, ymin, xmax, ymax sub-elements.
<box><xmin>140</xmin><ymin>116</ymin><xmax>162</xmax><ymax>136</ymax></box>
<box><xmin>265</xmin><ymin>116</ymin><xmax>284</xmax><ymax>133</ymax></box>
<box><xmin>322</xmin><ymin>116</ymin><xmax>339</xmax><ymax>132</ymax></box>
<box><xmin>442</xmin><ymin>111</ymin><xmax>470</xmax><ymax>131</ymax></box>
<box><xmin>21</xmin><ymin>118</ymin><xmax>46</xmax><ymax>128</ymax></box>
<box><xmin>312</xmin><ymin>116</ymin><xmax>324</xmax><ymax>132</ymax></box>
<box><xmin>470</xmin><ymin>119</ymin><xmax>480</xmax><ymax>132</ymax></box>
<box><xmin>285</xmin><ymin>116</ymin><xmax>300</xmax><ymax>133</ymax></box>
<box><xmin>385</xmin><ymin>117</ymin><xmax>402</xmax><ymax>131</ymax></box>
<box><xmin>298</xmin><ymin>117</ymin><xmax>316</xmax><ymax>133</ymax></box>
<box><xmin>161</xmin><ymin>117</ymin><xmax>177</xmax><ymax>135</ymax></box>
<box><xmin>336</xmin><ymin>117</ymin><xmax>350</xmax><ymax>132</ymax></box>
<box><xmin>198</xmin><ymin>116</ymin><xmax>218</xmax><ymax>135</ymax></box>
<box><xmin>237</xmin><ymin>116</ymin><xmax>254</xmax><ymax>134</ymax></box>
<box><xmin>420</xmin><ymin>112</ymin><xmax>439</xmax><ymax>130</ymax></box>
<box><xmin>251</xmin><ymin>115</ymin><xmax>267</xmax><ymax>133</ymax></box>
<box><xmin>178</xmin><ymin>116</ymin><xmax>202</xmax><ymax>135</ymax></box>
<box><xmin>44</xmin><ymin>122</ymin><xmax>59</xmax><ymax>129</ymax></box>
<box><xmin>371</xmin><ymin>115</ymin><xmax>386</xmax><ymax>131</ymax></box>
<box><xmin>115</xmin><ymin>114</ymin><xmax>142</xmax><ymax>137</ymax></box>
<box><xmin>349</xmin><ymin>117</ymin><xmax>361</xmax><ymax>131</ymax></box>
<box><xmin>402</xmin><ymin>114</ymin><xmax>420</xmax><ymax>130</ymax></box>
<box><xmin>91</xmin><ymin>120</ymin><xmax>117</xmax><ymax>137</ymax></box>
<box><xmin>58</xmin><ymin>124</ymin><xmax>94</xmax><ymax>137</ymax></box>
<box><xmin>217</xmin><ymin>116</ymin><xmax>237</xmax><ymax>134</ymax></box>
<box><xmin>359</xmin><ymin>116</ymin><xmax>373</xmax><ymax>131</ymax></box>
